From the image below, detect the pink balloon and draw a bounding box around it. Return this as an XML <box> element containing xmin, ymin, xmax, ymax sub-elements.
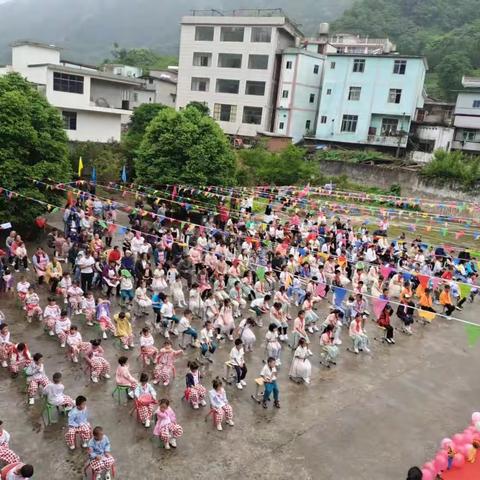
<box><xmin>464</xmin><ymin>432</ymin><xmax>474</xmax><ymax>444</ymax></box>
<box><xmin>434</xmin><ymin>453</ymin><xmax>448</xmax><ymax>472</ymax></box>
<box><xmin>421</xmin><ymin>469</ymin><xmax>433</xmax><ymax>480</ymax></box>
<box><xmin>453</xmin><ymin>453</ymin><xmax>465</xmax><ymax>468</ymax></box>
<box><xmin>471</xmin><ymin>412</ymin><xmax>480</xmax><ymax>424</ymax></box>
<box><xmin>423</xmin><ymin>461</ymin><xmax>436</xmax><ymax>474</ymax></box>
<box><xmin>458</xmin><ymin>445</ymin><xmax>469</xmax><ymax>457</ymax></box>
<box><xmin>441</xmin><ymin>437</ymin><xmax>453</xmax><ymax>450</ymax></box>
<box><xmin>464</xmin><ymin>443</ymin><xmax>474</xmax><ymax>458</ymax></box>
<box><xmin>453</xmin><ymin>433</ymin><xmax>465</xmax><ymax>446</ymax></box>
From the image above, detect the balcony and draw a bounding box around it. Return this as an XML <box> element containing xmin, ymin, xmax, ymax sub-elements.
<box><xmin>367</xmin><ymin>134</ymin><xmax>407</xmax><ymax>147</ymax></box>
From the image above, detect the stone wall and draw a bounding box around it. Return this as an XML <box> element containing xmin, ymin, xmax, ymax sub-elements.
<box><xmin>318</xmin><ymin>160</ymin><xmax>480</xmax><ymax>202</ymax></box>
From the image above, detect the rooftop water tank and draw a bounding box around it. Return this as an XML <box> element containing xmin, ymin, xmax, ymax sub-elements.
<box><xmin>319</xmin><ymin>23</ymin><xmax>330</xmax><ymax>35</ymax></box>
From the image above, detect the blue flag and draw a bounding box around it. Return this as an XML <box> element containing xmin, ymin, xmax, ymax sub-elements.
<box><xmin>334</xmin><ymin>287</ymin><xmax>347</xmax><ymax>307</ymax></box>
<box><xmin>91</xmin><ymin>166</ymin><xmax>97</xmax><ymax>183</ymax></box>
<box><xmin>121</xmin><ymin>165</ymin><xmax>127</xmax><ymax>183</ymax></box>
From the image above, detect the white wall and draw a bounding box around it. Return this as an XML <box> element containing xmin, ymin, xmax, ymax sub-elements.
<box><xmin>62</xmin><ymin>109</ymin><xmax>122</xmax><ymax>142</ymax></box>
<box><xmin>417</xmin><ymin>126</ymin><xmax>454</xmax><ymax>150</ymax></box>
<box><xmin>90</xmin><ymin>79</ymin><xmax>131</xmax><ymax>109</ymax></box>
<box><xmin>455</xmin><ymin>92</ymin><xmax>480</xmax><ymax>117</ymax></box>
<box><xmin>46</xmin><ymin>68</ymin><xmax>91</xmax><ymax>109</ymax></box>
<box><xmin>12</xmin><ymin>44</ymin><xmax>60</xmax><ymax>69</ymax></box>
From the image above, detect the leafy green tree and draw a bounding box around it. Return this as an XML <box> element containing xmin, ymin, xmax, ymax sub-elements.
<box><xmin>437</xmin><ymin>54</ymin><xmax>472</xmax><ymax>100</ymax></box>
<box><xmin>122</xmin><ymin>103</ymin><xmax>167</xmax><ymax>177</ymax></box>
<box><xmin>0</xmin><ymin>73</ymin><xmax>71</xmax><ymax>234</ymax></box>
<box><xmin>135</xmin><ymin>106</ymin><xmax>236</xmax><ymax>187</ymax></box>
<box><xmin>186</xmin><ymin>101</ymin><xmax>210</xmax><ymax>116</ymax></box>
<box><xmin>104</xmin><ymin>44</ymin><xmax>177</xmax><ymax>73</ymax></box>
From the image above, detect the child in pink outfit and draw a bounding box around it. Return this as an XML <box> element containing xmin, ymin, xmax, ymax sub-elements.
<box><xmin>152</xmin><ymin>399</ymin><xmax>183</xmax><ymax>449</ymax></box>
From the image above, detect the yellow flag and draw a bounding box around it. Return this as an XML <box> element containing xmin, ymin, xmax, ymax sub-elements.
<box><xmin>78</xmin><ymin>156</ymin><xmax>84</xmax><ymax>177</ymax></box>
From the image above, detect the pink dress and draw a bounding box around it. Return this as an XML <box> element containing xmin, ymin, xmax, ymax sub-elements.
<box><xmin>153</xmin><ymin>407</ymin><xmax>183</xmax><ymax>443</ymax></box>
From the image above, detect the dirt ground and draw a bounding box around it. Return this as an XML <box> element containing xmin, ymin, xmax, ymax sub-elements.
<box><xmin>1</xmin><ymin>229</ymin><xmax>480</xmax><ymax>480</ymax></box>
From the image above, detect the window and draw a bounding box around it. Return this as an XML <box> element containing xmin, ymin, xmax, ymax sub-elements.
<box><xmin>62</xmin><ymin>111</ymin><xmax>77</xmax><ymax>130</ymax></box>
<box><xmin>251</xmin><ymin>27</ymin><xmax>271</xmax><ymax>43</ymax></box>
<box><xmin>348</xmin><ymin>86</ymin><xmax>361</xmax><ymax>101</ymax></box>
<box><xmin>133</xmin><ymin>93</ymin><xmax>138</xmax><ymax>102</ymax></box>
<box><xmin>353</xmin><ymin>59</ymin><xmax>365</xmax><ymax>73</ymax></box>
<box><xmin>388</xmin><ymin>88</ymin><xmax>402</xmax><ymax>104</ymax></box>
<box><xmin>393</xmin><ymin>60</ymin><xmax>407</xmax><ymax>75</ymax></box>
<box><xmin>245</xmin><ymin>81</ymin><xmax>265</xmax><ymax>96</ymax></box>
<box><xmin>341</xmin><ymin>114</ymin><xmax>358</xmax><ymax>133</ymax></box>
<box><xmin>309</xmin><ymin>93</ymin><xmax>315</xmax><ymax>103</ymax></box>
<box><xmin>286</xmin><ymin>61</ymin><xmax>292</xmax><ymax>69</ymax></box>
<box><xmin>148</xmin><ymin>78</ymin><xmax>154</xmax><ymax>84</ymax></box>
<box><xmin>279</xmin><ymin>122</ymin><xmax>285</xmax><ymax>129</ymax></box>
<box><xmin>473</xmin><ymin>100</ymin><xmax>480</xmax><ymax>108</ymax></box>
<box><xmin>53</xmin><ymin>72</ymin><xmax>84</xmax><ymax>94</ymax></box>
<box><xmin>193</xmin><ymin>52</ymin><xmax>212</xmax><ymax>67</ymax></box>
<box><xmin>463</xmin><ymin>129</ymin><xmax>477</xmax><ymax>142</ymax></box>
<box><xmin>381</xmin><ymin>118</ymin><xmax>399</xmax><ymax>135</ymax></box>
<box><xmin>216</xmin><ymin>79</ymin><xmax>240</xmax><ymax>94</ymax></box>
<box><xmin>313</xmin><ymin>64</ymin><xmax>319</xmax><ymax>74</ymax></box>
<box><xmin>320</xmin><ymin>116</ymin><xmax>327</xmax><ymax>124</ymax></box>
<box><xmin>326</xmin><ymin>89</ymin><xmax>332</xmax><ymax>95</ymax></box>
<box><xmin>191</xmin><ymin>77</ymin><xmax>210</xmax><ymax>92</ymax></box>
<box><xmin>242</xmin><ymin>106</ymin><xmax>263</xmax><ymax>125</ymax></box>
<box><xmin>282</xmin><ymin>90</ymin><xmax>289</xmax><ymax>99</ymax></box>
<box><xmin>220</xmin><ymin>27</ymin><xmax>244</xmax><ymax>42</ymax></box>
<box><xmin>213</xmin><ymin>103</ymin><xmax>237</xmax><ymax>122</ymax></box>
<box><xmin>248</xmin><ymin>54</ymin><xmax>268</xmax><ymax>70</ymax></box>
<box><xmin>195</xmin><ymin>26</ymin><xmax>214</xmax><ymax>41</ymax></box>
<box><xmin>218</xmin><ymin>53</ymin><xmax>242</xmax><ymax>68</ymax></box>
<box><xmin>330</xmin><ymin>61</ymin><xmax>336</xmax><ymax>69</ymax></box>
<box><xmin>305</xmin><ymin>120</ymin><xmax>311</xmax><ymax>130</ymax></box>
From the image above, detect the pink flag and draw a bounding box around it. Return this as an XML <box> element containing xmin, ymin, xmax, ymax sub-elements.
<box><xmin>315</xmin><ymin>284</ymin><xmax>327</xmax><ymax>298</ymax></box>
<box><xmin>372</xmin><ymin>298</ymin><xmax>388</xmax><ymax>319</ymax></box>
<box><xmin>431</xmin><ymin>276</ymin><xmax>442</xmax><ymax>291</ymax></box>
<box><xmin>380</xmin><ymin>266</ymin><xmax>394</xmax><ymax>279</ymax></box>
<box><xmin>417</xmin><ymin>274</ymin><xmax>429</xmax><ymax>289</ymax></box>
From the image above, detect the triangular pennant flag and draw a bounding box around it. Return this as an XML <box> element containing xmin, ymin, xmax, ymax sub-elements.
<box><xmin>334</xmin><ymin>287</ymin><xmax>347</xmax><ymax>307</ymax></box>
<box><xmin>417</xmin><ymin>274</ymin><xmax>429</xmax><ymax>289</ymax></box>
<box><xmin>465</xmin><ymin>324</ymin><xmax>480</xmax><ymax>347</ymax></box>
<box><xmin>459</xmin><ymin>283</ymin><xmax>472</xmax><ymax>299</ymax></box>
<box><xmin>419</xmin><ymin>310</ymin><xmax>436</xmax><ymax>323</ymax></box>
<box><xmin>372</xmin><ymin>298</ymin><xmax>388</xmax><ymax>319</ymax></box>
<box><xmin>380</xmin><ymin>266</ymin><xmax>394</xmax><ymax>279</ymax></box>
<box><xmin>255</xmin><ymin>266</ymin><xmax>266</xmax><ymax>281</ymax></box>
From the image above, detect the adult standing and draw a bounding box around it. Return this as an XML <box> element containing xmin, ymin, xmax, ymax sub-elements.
<box><xmin>78</xmin><ymin>251</ymin><xmax>95</xmax><ymax>293</ymax></box>
<box><xmin>31</xmin><ymin>247</ymin><xmax>49</xmax><ymax>285</ymax></box>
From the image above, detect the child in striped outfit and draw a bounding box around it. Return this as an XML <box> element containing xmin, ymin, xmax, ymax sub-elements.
<box><xmin>25</xmin><ymin>353</ymin><xmax>50</xmax><ymax>405</ymax></box>
<box><xmin>0</xmin><ymin>420</ymin><xmax>20</xmax><ymax>466</ymax></box>
<box><xmin>85</xmin><ymin>339</ymin><xmax>111</xmax><ymax>383</ymax></box>
<box><xmin>65</xmin><ymin>395</ymin><xmax>92</xmax><ymax>450</ymax></box>
<box><xmin>152</xmin><ymin>399</ymin><xmax>183</xmax><ymax>449</ymax></box>
<box><xmin>133</xmin><ymin>373</ymin><xmax>157</xmax><ymax>428</ymax></box>
<box><xmin>185</xmin><ymin>361</ymin><xmax>207</xmax><ymax>409</ymax></box>
<box><xmin>8</xmin><ymin>342</ymin><xmax>31</xmax><ymax>377</ymax></box>
<box><xmin>87</xmin><ymin>426</ymin><xmax>115</xmax><ymax>480</ymax></box>
<box><xmin>24</xmin><ymin>287</ymin><xmax>42</xmax><ymax>323</ymax></box>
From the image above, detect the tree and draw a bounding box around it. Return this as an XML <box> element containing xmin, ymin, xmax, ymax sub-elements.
<box><xmin>186</xmin><ymin>101</ymin><xmax>210</xmax><ymax>116</ymax></box>
<box><xmin>104</xmin><ymin>44</ymin><xmax>177</xmax><ymax>73</ymax></box>
<box><xmin>122</xmin><ymin>103</ymin><xmax>167</xmax><ymax>177</ymax></box>
<box><xmin>135</xmin><ymin>106</ymin><xmax>236</xmax><ymax>187</ymax></box>
<box><xmin>0</xmin><ymin>73</ymin><xmax>71</xmax><ymax>234</ymax></box>
<box><xmin>437</xmin><ymin>54</ymin><xmax>473</xmax><ymax>100</ymax></box>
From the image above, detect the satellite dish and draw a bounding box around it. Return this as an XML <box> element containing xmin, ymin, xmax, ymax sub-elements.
<box><xmin>95</xmin><ymin>97</ymin><xmax>110</xmax><ymax>108</ymax></box>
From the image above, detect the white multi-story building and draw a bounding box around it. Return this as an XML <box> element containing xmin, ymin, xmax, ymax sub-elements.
<box><xmin>0</xmin><ymin>41</ymin><xmax>143</xmax><ymax>143</ymax></box>
<box><xmin>452</xmin><ymin>76</ymin><xmax>480</xmax><ymax>154</ymax></box>
<box><xmin>175</xmin><ymin>10</ymin><xmax>303</xmax><ymax>137</ymax></box>
<box><xmin>142</xmin><ymin>69</ymin><xmax>178</xmax><ymax>108</ymax></box>
<box><xmin>274</xmin><ymin>48</ymin><xmax>325</xmax><ymax>142</ymax></box>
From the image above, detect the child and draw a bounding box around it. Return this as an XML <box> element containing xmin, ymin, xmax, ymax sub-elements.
<box><xmin>15</xmin><ymin>276</ymin><xmax>29</xmax><ymax>303</ymax></box>
<box><xmin>319</xmin><ymin>324</ymin><xmax>339</xmax><ymax>367</ymax></box>
<box><xmin>0</xmin><ymin>324</ymin><xmax>12</xmax><ymax>368</ymax></box>
<box><xmin>237</xmin><ymin>317</ymin><xmax>256</xmax><ymax>352</ymax></box>
<box><xmin>185</xmin><ymin>361</ymin><xmax>207</xmax><ymax>409</ymax></box>
<box><xmin>177</xmin><ymin>309</ymin><xmax>198</xmax><ymax>348</ymax></box>
<box><xmin>1</xmin><ymin>463</ymin><xmax>34</xmax><ymax>479</ymax></box>
<box><xmin>25</xmin><ymin>353</ymin><xmax>50</xmax><ymax>405</ymax></box>
<box><xmin>289</xmin><ymin>338</ymin><xmax>312</xmax><ymax>385</ymax></box>
<box><xmin>171</xmin><ymin>278</ymin><xmax>186</xmax><ymax>308</ymax></box>
<box><xmin>57</xmin><ymin>272</ymin><xmax>72</xmax><ymax>303</ymax></box>
<box><xmin>54</xmin><ymin>310</ymin><xmax>71</xmax><ymax>348</ymax></box>
<box><xmin>43</xmin><ymin>297</ymin><xmax>62</xmax><ymax>336</ymax></box>
<box><xmin>0</xmin><ymin>420</ymin><xmax>20</xmax><ymax>466</ymax></box>
<box><xmin>139</xmin><ymin>327</ymin><xmax>157</xmax><ymax>365</ymax></box>
<box><xmin>119</xmin><ymin>269</ymin><xmax>134</xmax><ymax>309</ymax></box>
<box><xmin>87</xmin><ymin>426</ymin><xmax>115</xmax><ymax>480</ymax></box>
<box><xmin>229</xmin><ymin>339</ymin><xmax>247</xmax><ymax>390</ymax></box>
<box><xmin>200</xmin><ymin>320</ymin><xmax>217</xmax><ymax>363</ymax></box>
<box><xmin>67</xmin><ymin>281</ymin><xmax>84</xmax><ymax>315</ymax></box>
<box><xmin>270</xmin><ymin>302</ymin><xmax>289</xmax><ymax>342</ymax></box>
<box><xmin>43</xmin><ymin>372</ymin><xmax>74</xmax><ymax>410</ymax></box>
<box><xmin>260</xmin><ymin>357</ymin><xmax>280</xmax><ymax>409</ymax></box>
<box><xmin>216</xmin><ymin>299</ymin><xmax>235</xmax><ymax>341</ymax></box>
<box><xmin>113</xmin><ymin>311</ymin><xmax>134</xmax><ymax>350</ymax></box>
<box><xmin>65</xmin><ymin>395</ymin><xmax>92</xmax><ymax>450</ymax></box>
<box><xmin>249</xmin><ymin>294</ymin><xmax>271</xmax><ymax>327</ymax></box>
<box><xmin>134</xmin><ymin>373</ymin><xmax>157</xmax><ymax>428</ymax></box>
<box><xmin>115</xmin><ymin>356</ymin><xmax>137</xmax><ymax>397</ymax></box>
<box><xmin>349</xmin><ymin>313</ymin><xmax>371</xmax><ymax>354</ymax></box>
<box><xmin>188</xmin><ymin>283</ymin><xmax>204</xmax><ymax>318</ymax></box>
<box><xmin>8</xmin><ymin>342</ymin><xmax>31</xmax><ymax>377</ymax></box>
<box><xmin>96</xmin><ymin>298</ymin><xmax>116</xmax><ymax>339</ymax></box>
<box><xmin>159</xmin><ymin>296</ymin><xmax>179</xmax><ymax>338</ymax></box>
<box><xmin>152</xmin><ymin>399</ymin><xmax>183</xmax><ymax>449</ymax></box>
<box><xmin>85</xmin><ymin>339</ymin><xmax>111</xmax><ymax>383</ymax></box>
<box><xmin>153</xmin><ymin>340</ymin><xmax>183</xmax><ymax>386</ymax></box>
<box><xmin>82</xmin><ymin>291</ymin><xmax>96</xmax><ymax>326</ymax></box>
<box><xmin>24</xmin><ymin>287</ymin><xmax>42</xmax><ymax>323</ymax></box>
<box><xmin>208</xmin><ymin>378</ymin><xmax>234</xmax><ymax>431</ymax></box>
<box><xmin>3</xmin><ymin>268</ymin><xmax>14</xmax><ymax>295</ymax></box>
<box><xmin>66</xmin><ymin>325</ymin><xmax>85</xmax><ymax>363</ymax></box>
<box><xmin>265</xmin><ymin>323</ymin><xmax>282</xmax><ymax>366</ymax></box>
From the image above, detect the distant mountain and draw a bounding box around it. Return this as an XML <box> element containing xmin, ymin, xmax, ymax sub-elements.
<box><xmin>0</xmin><ymin>0</ymin><xmax>354</xmax><ymax>64</ymax></box>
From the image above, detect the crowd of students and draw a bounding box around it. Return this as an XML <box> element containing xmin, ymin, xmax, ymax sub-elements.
<box><xmin>0</xmin><ymin>185</ymin><xmax>478</xmax><ymax>478</ymax></box>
